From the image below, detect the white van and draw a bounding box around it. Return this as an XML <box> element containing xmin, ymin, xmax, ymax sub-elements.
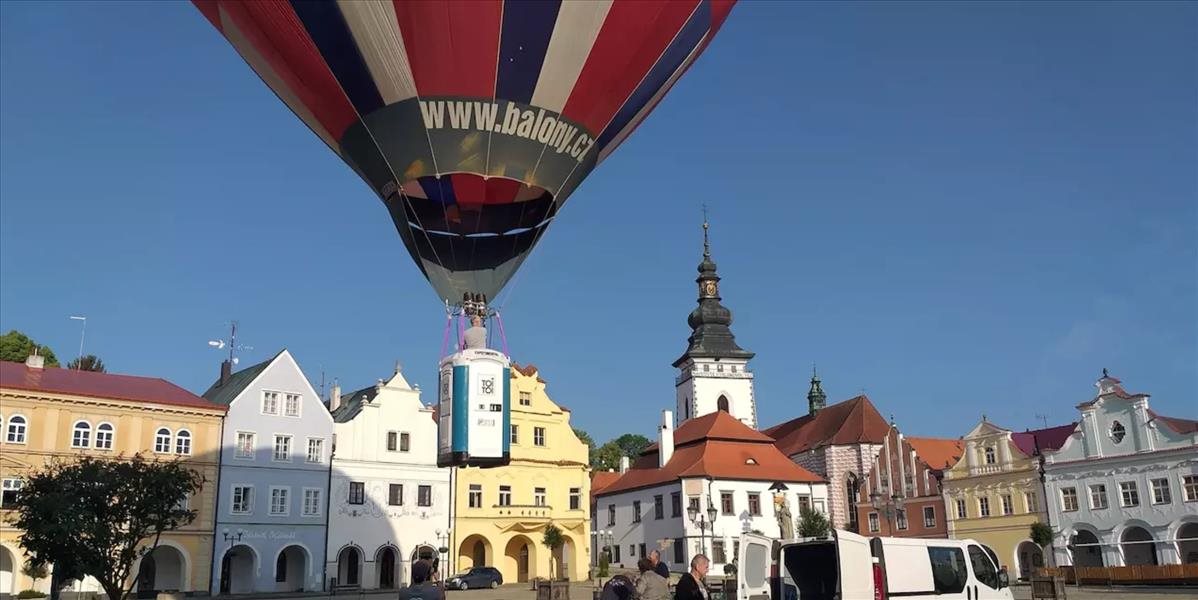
<box><xmin>737</xmin><ymin>530</ymin><xmax>1013</xmax><ymax>600</ymax></box>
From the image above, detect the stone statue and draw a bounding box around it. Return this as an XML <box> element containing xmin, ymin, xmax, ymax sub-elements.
<box><xmin>775</xmin><ymin>494</ymin><xmax>794</xmax><ymax>539</ymax></box>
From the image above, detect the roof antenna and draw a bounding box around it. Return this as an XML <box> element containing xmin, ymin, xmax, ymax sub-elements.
<box><xmin>1035</xmin><ymin>414</ymin><xmax>1049</xmax><ymax>429</ymax></box>
<box><xmin>208</xmin><ymin>321</ymin><xmax>253</xmax><ymax>366</ymax></box>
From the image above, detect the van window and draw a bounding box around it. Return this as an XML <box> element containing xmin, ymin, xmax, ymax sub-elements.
<box><xmin>784</xmin><ymin>543</ymin><xmax>838</xmax><ymax>599</ymax></box>
<box><xmin>968</xmin><ymin>545</ymin><xmax>1001</xmax><ymax>589</ymax></box>
<box><xmin>926</xmin><ymin>546</ymin><xmax>967</xmax><ymax>594</ymax></box>
<box><xmin>744</xmin><ymin>541</ymin><xmax>768</xmax><ymax>588</ymax></box>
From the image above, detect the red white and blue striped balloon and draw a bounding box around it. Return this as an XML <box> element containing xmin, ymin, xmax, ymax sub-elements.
<box><xmin>195</xmin><ymin>0</ymin><xmax>735</xmax><ymax>303</ymax></box>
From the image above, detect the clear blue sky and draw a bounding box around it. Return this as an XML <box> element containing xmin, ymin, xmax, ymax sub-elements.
<box><xmin>2</xmin><ymin>1</ymin><xmax>1194</xmax><ymax>444</ymax></box>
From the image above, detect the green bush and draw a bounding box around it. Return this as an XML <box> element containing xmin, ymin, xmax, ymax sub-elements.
<box><xmin>17</xmin><ymin>590</ymin><xmax>47</xmax><ymax>599</ymax></box>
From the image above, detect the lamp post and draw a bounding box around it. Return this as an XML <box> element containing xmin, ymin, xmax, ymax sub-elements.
<box><xmin>435</xmin><ymin>528</ymin><xmax>451</xmax><ymax>584</ymax></box>
<box><xmin>688</xmin><ymin>499</ymin><xmax>718</xmax><ymax>560</ymax></box>
<box><xmin>869</xmin><ymin>491</ymin><xmax>906</xmax><ymax>535</ymax></box>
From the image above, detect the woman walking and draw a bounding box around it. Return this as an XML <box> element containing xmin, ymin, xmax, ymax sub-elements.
<box><xmin>635</xmin><ymin>557</ymin><xmax>670</xmax><ymax>600</ymax></box>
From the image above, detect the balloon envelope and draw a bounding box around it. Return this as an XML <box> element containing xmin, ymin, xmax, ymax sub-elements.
<box><xmin>195</xmin><ymin>0</ymin><xmax>735</xmax><ymax>302</ymax></box>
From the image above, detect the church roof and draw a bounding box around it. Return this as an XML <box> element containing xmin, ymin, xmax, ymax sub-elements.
<box><xmin>673</xmin><ymin>222</ymin><xmax>754</xmax><ymax>367</ymax></box>
<box><xmin>596</xmin><ymin>411</ymin><xmax>824</xmax><ymax>497</ymax></box>
<box><xmin>763</xmin><ymin>395</ymin><xmax>891</xmax><ymax>456</ymax></box>
<box><xmin>905</xmin><ymin>436</ymin><xmax>965</xmax><ymax>471</ymax></box>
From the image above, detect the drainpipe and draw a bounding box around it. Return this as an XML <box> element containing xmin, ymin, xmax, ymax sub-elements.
<box><xmin>208</xmin><ymin>414</ymin><xmax>227</xmax><ymax>595</ymax></box>
<box><xmin>321</xmin><ymin>438</ymin><xmax>335</xmax><ymax>590</ymax></box>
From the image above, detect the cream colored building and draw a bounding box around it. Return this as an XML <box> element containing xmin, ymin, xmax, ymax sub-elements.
<box><xmin>450</xmin><ymin>364</ymin><xmax>591</xmax><ymax>583</ymax></box>
<box><xmin>0</xmin><ymin>357</ymin><xmax>225</xmax><ymax>596</ymax></box>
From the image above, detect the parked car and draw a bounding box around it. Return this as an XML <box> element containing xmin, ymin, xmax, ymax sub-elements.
<box><xmin>446</xmin><ymin>567</ymin><xmax>503</xmax><ymax>590</ymax></box>
<box><xmin>738</xmin><ymin>530</ymin><xmax>1013</xmax><ymax>600</ymax></box>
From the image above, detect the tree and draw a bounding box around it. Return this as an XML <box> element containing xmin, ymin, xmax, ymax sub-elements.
<box><xmin>1030</xmin><ymin>521</ymin><xmax>1054</xmax><ymax>568</ymax></box>
<box><xmin>67</xmin><ymin>355</ymin><xmax>106</xmax><ymax>372</ymax></box>
<box><xmin>21</xmin><ymin>561</ymin><xmax>48</xmax><ymax>589</ymax></box>
<box><xmin>797</xmin><ymin>507</ymin><xmax>831</xmax><ymax>538</ymax></box>
<box><xmin>573</xmin><ymin>428</ymin><xmax>598</xmax><ymax>467</ymax></box>
<box><xmin>612</xmin><ymin>433</ymin><xmax>651</xmax><ymax>460</ymax></box>
<box><xmin>541</xmin><ymin>524</ymin><xmax>565</xmax><ymax>581</ymax></box>
<box><xmin>0</xmin><ymin>330</ymin><xmax>59</xmax><ymax>367</ymax></box>
<box><xmin>593</xmin><ymin>441</ymin><xmax>624</xmax><ymax>471</ymax></box>
<box><xmin>11</xmin><ymin>454</ymin><xmax>204</xmax><ymax>600</ymax></box>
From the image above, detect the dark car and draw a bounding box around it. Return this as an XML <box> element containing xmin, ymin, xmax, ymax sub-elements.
<box><xmin>446</xmin><ymin>567</ymin><xmax>503</xmax><ymax>590</ymax></box>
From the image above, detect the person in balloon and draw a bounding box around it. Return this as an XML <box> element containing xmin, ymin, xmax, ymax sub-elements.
<box><xmin>463</xmin><ymin>315</ymin><xmax>487</xmax><ymax>350</ymax></box>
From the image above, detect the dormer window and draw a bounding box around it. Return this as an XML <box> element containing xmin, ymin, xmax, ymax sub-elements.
<box><xmin>745</xmin><ymin>458</ymin><xmax>758</xmax><ymax>465</ymax></box>
<box><xmin>1110</xmin><ymin>421</ymin><xmax>1126</xmax><ymax>444</ymax></box>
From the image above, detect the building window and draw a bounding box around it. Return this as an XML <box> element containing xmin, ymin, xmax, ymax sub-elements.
<box><xmin>284</xmin><ymin>393</ymin><xmax>300</xmax><ymax>417</ymax></box>
<box><xmin>1109</xmin><ymin>421</ymin><xmax>1125</xmax><ymax>444</ymax></box>
<box><xmin>896</xmin><ymin>509</ymin><xmax>908</xmax><ymax>530</ymax></box>
<box><xmin>152</xmin><ymin>427</ymin><xmax>171</xmax><ymax>453</ymax></box>
<box><xmin>956</xmin><ymin>499</ymin><xmax>967</xmax><ymax>519</ymax></box>
<box><xmin>519</xmin><ymin>391</ymin><xmax>531</xmax><ymax>406</ymax></box>
<box><xmin>1184</xmin><ymin>475</ymin><xmax>1198</xmax><ymax>502</ymax></box>
<box><xmin>417</xmin><ymin>484</ymin><xmax>431</xmax><ymax>506</ymax></box>
<box><xmin>732</xmin><ymin>365</ymin><xmax>738</xmax><ymax>373</ymax></box>
<box><xmin>639</xmin><ymin>543</ymin><xmax>646</xmax><ymax>560</ymax></box>
<box><xmin>387</xmin><ymin>431</ymin><xmax>398</xmax><ymax>451</ymax></box>
<box><xmin>307</xmin><ymin>438</ymin><xmax>324</xmax><ymax>463</ymax></box>
<box><xmin>654</xmin><ymin>495</ymin><xmax>664</xmax><ymax>519</ymax></box>
<box><xmin>400</xmin><ymin>432</ymin><xmax>411</xmax><ymax>452</ymax></box>
<box><xmin>978</xmin><ymin>497</ymin><xmax>991</xmax><ymax>517</ymax></box>
<box><xmin>1061</xmin><ymin>487</ymin><xmax>1079</xmax><ymax>512</ymax></box>
<box><xmin>923</xmin><ymin>506</ymin><xmax>936</xmax><ymax>528</ymax></box>
<box><xmin>711</xmin><ymin>540</ymin><xmax>727</xmax><ymax>564</ymax></box>
<box><xmin>613</xmin><ymin>546</ymin><xmax>621</xmax><ymax>563</ymax></box>
<box><xmin>6</xmin><ymin>415</ymin><xmax>27</xmax><ymax>443</ymax></box>
<box><xmin>798</xmin><ymin>495</ymin><xmax>811</xmax><ymax>514</ymax></box>
<box><xmin>469</xmin><ymin>484</ymin><xmax>483</xmax><ymax>508</ymax></box>
<box><xmin>388</xmin><ymin>484</ymin><xmax>404</xmax><ymax>506</ymax></box>
<box><xmin>273</xmin><ymin>435</ymin><xmax>292</xmax><ymax>461</ymax></box>
<box><xmin>1150</xmin><ymin>478</ymin><xmax>1171</xmax><ymax>505</ymax></box>
<box><xmin>499</xmin><ymin>485</ymin><xmax>512</xmax><ymax>506</ymax></box>
<box><xmin>236</xmin><ymin>432</ymin><xmax>255</xmax><ymax>459</ymax></box>
<box><xmin>348</xmin><ymin>482</ymin><xmax>365</xmax><ymax>505</ymax></box>
<box><xmin>302</xmin><ymin>488</ymin><xmax>321</xmax><ymax>516</ymax></box>
<box><xmin>534</xmin><ymin>427</ymin><xmax>546</xmax><ymax>446</ymax></box>
<box><xmin>570</xmin><ymin>487</ymin><xmax>581</xmax><ymax>510</ymax></box>
<box><xmin>175</xmin><ymin>430</ymin><xmax>192</xmax><ymax>455</ymax></box>
<box><xmin>95</xmin><ymin>423</ymin><xmax>114</xmax><ymax>450</ymax></box>
<box><xmin>534</xmin><ymin>487</ymin><xmax>547</xmax><ymax>507</ymax></box>
<box><xmin>984</xmin><ymin>446</ymin><xmax>996</xmax><ymax>464</ymax></box>
<box><xmin>674</xmin><ymin>538</ymin><xmax>685</xmax><ymax>564</ymax></box>
<box><xmin>608</xmin><ymin>504</ymin><xmax>615</xmax><ymax>526</ymax></box>
<box><xmin>510</xmin><ymin>425</ymin><xmax>519</xmax><ymax>444</ymax></box>
<box><xmin>1089</xmin><ymin>484</ymin><xmax>1108</xmax><ymax>509</ymax></box>
<box><xmin>1120</xmin><ymin>481</ymin><xmax>1140</xmax><ymax>507</ymax></box>
<box><xmin>69</xmin><ymin>421</ymin><xmax>91</xmax><ymax>448</ymax></box>
<box><xmin>1</xmin><ymin>479</ymin><xmax>23</xmax><ymax>506</ymax></box>
<box><xmin>868</xmin><ymin>512</ymin><xmax>880</xmax><ymax>532</ymax></box>
<box><xmin>748</xmin><ymin>492</ymin><xmax>762</xmax><ymax>516</ymax></box>
<box><xmin>1025</xmin><ymin>491</ymin><xmax>1038</xmax><ymax>513</ymax></box>
<box><xmin>231</xmin><ymin>485</ymin><xmax>254</xmax><ymax>514</ymax></box>
<box><xmin>703</xmin><ymin>364</ymin><xmax>709</xmax><ymax>372</ymax></box>
<box><xmin>721</xmin><ymin>491</ymin><xmax>734</xmax><ymax>515</ymax></box>
<box><xmin>262</xmin><ymin>391</ymin><xmax>279</xmax><ymax>415</ymax></box>
<box><xmin>629</xmin><ymin>545</ymin><xmax>635</xmax><ymax>558</ymax></box>
<box><xmin>633</xmin><ymin>500</ymin><xmax>642</xmax><ymax>523</ymax></box>
<box><xmin>671</xmin><ymin>492</ymin><xmax>682</xmax><ymax>517</ymax></box>
<box><xmin>1001</xmin><ymin>494</ymin><xmax>1013</xmax><ymax>515</ymax></box>
<box><xmin>814</xmin><ymin>499</ymin><xmax>826</xmax><ymax>514</ymax></box>
<box><xmin>269</xmin><ymin>486</ymin><xmax>290</xmax><ymax>515</ymax></box>
<box><xmin>717</xmin><ymin>364</ymin><xmax>724</xmax><ymax>373</ymax></box>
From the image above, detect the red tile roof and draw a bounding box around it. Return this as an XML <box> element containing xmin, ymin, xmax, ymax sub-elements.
<box><xmin>596</xmin><ymin>411</ymin><xmax>824</xmax><ymax>497</ymax></box>
<box><xmin>591</xmin><ymin>470</ymin><xmax>621</xmax><ymax>504</ymax></box>
<box><xmin>1149</xmin><ymin>410</ymin><xmax>1198</xmax><ymax>435</ymax></box>
<box><xmin>906</xmin><ymin>436</ymin><xmax>964</xmax><ymax>471</ymax></box>
<box><xmin>1011</xmin><ymin>423</ymin><xmax>1077</xmax><ymax>457</ymax></box>
<box><xmin>763</xmin><ymin>395</ymin><xmax>891</xmax><ymax>456</ymax></box>
<box><xmin>0</xmin><ymin>361</ymin><xmax>225</xmax><ymax>411</ymax></box>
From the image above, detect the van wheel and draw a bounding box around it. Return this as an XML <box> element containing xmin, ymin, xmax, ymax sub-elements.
<box><xmin>490</xmin><ymin>580</ymin><xmax>499</xmax><ymax>589</ymax></box>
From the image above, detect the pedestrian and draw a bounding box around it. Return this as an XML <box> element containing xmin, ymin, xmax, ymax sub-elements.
<box><xmin>635</xmin><ymin>558</ymin><xmax>669</xmax><ymax>600</ymax></box>
<box><xmin>649</xmin><ymin>549</ymin><xmax>670</xmax><ymax>579</ymax></box>
<box><xmin>397</xmin><ymin>559</ymin><xmax>445</xmax><ymax>600</ymax></box>
<box><xmin>673</xmin><ymin>555</ymin><xmax>710</xmax><ymax>600</ymax></box>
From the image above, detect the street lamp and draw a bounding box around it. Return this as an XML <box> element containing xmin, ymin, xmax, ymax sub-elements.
<box><xmin>869</xmin><ymin>491</ymin><xmax>906</xmax><ymax>534</ymax></box>
<box><xmin>435</xmin><ymin>528</ymin><xmax>451</xmax><ymax>583</ymax></box>
<box><xmin>688</xmin><ymin>499</ymin><xmax>719</xmax><ymax>560</ymax></box>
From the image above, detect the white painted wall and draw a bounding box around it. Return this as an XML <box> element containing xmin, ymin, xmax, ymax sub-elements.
<box><xmin>675</xmin><ymin>358</ymin><xmax>755</xmax><ymax>428</ymax></box>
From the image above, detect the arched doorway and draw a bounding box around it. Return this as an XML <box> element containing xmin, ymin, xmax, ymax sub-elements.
<box><xmin>411</xmin><ymin>545</ymin><xmax>437</xmax><ymax>581</ymax></box>
<box><xmin>504</xmin><ymin>536</ymin><xmax>536</xmax><ymax>583</ymax></box>
<box><xmin>219</xmin><ymin>545</ymin><xmax>256</xmax><ymax>594</ymax></box>
<box><xmin>337</xmin><ymin>546</ymin><xmax>362</xmax><ymax>587</ymax></box>
<box><xmin>275</xmin><ymin>545</ymin><xmax>307</xmax><ymax>592</ymax></box>
<box><xmin>1178</xmin><ymin>523</ymin><xmax>1198</xmax><ymax>564</ymax></box>
<box><xmin>1</xmin><ymin>546</ymin><xmax>15</xmax><ymax>596</ymax></box>
<box><xmin>552</xmin><ymin>536</ymin><xmax>575</xmax><ymax>581</ymax></box>
<box><xmin>376</xmin><ymin>547</ymin><xmax>398</xmax><ymax>589</ymax></box>
<box><xmin>1016</xmin><ymin>541</ymin><xmax>1044</xmax><ymax>580</ymax></box>
<box><xmin>1070</xmin><ymin>530</ymin><xmax>1103</xmax><ymax>567</ymax></box>
<box><xmin>458</xmin><ymin>535</ymin><xmax>491</xmax><ymax>572</ymax></box>
<box><xmin>717</xmin><ymin>395</ymin><xmax>729</xmax><ymax>413</ymax></box>
<box><xmin>1121</xmin><ymin>526</ymin><xmax>1157</xmax><ymax>566</ymax></box>
<box><xmin>137</xmin><ymin>545</ymin><xmax>186</xmax><ymax>597</ymax></box>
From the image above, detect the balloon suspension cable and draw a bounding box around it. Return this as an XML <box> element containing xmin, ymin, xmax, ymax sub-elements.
<box><xmin>493</xmin><ymin>310</ymin><xmax>510</xmax><ymax>357</ymax></box>
<box><xmin>440</xmin><ymin>303</ymin><xmax>454</xmax><ymax>359</ymax></box>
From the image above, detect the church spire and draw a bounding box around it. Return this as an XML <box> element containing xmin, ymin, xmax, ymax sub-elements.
<box><xmin>673</xmin><ymin>215</ymin><xmax>754</xmax><ymax>367</ymax></box>
<box><xmin>807</xmin><ymin>366</ymin><xmax>827</xmax><ymax>416</ymax></box>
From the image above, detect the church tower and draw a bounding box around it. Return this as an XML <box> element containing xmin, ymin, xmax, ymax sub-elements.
<box><xmin>674</xmin><ymin>218</ymin><xmax>757</xmax><ymax>428</ymax></box>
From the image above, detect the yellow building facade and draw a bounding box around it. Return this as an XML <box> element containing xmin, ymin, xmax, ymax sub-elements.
<box><xmin>0</xmin><ymin>358</ymin><xmax>225</xmax><ymax>596</ymax></box>
<box><xmin>450</xmin><ymin>364</ymin><xmax>591</xmax><ymax>583</ymax></box>
<box><xmin>942</xmin><ymin>419</ymin><xmax>1056</xmax><ymax>575</ymax></box>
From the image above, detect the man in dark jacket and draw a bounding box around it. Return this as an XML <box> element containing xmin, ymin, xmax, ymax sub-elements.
<box><xmin>650</xmin><ymin>549</ymin><xmax>671</xmax><ymax>579</ymax></box>
<box><xmin>673</xmin><ymin>554</ymin><xmax>709</xmax><ymax>600</ymax></box>
<box><xmin>397</xmin><ymin>559</ymin><xmax>445</xmax><ymax>600</ymax></box>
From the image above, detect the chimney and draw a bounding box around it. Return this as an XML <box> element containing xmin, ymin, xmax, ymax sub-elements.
<box><xmin>219</xmin><ymin>360</ymin><xmax>232</xmax><ymax>386</ymax></box>
<box><xmin>25</xmin><ymin>352</ymin><xmax>45</xmax><ymax>370</ymax></box>
<box><xmin>659</xmin><ymin>410</ymin><xmax>675</xmax><ymax>468</ymax></box>
<box><xmin>619</xmin><ymin>455</ymin><xmax>630</xmax><ymax>474</ymax></box>
<box><xmin>329</xmin><ymin>382</ymin><xmax>342</xmax><ymax>412</ymax></box>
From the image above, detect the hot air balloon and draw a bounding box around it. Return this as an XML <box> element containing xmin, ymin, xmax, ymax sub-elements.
<box><xmin>193</xmin><ymin>0</ymin><xmax>735</xmax><ymax>467</ymax></box>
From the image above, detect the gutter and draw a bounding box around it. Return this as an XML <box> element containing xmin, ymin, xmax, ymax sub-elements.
<box><xmin>208</xmin><ymin>414</ymin><xmax>227</xmax><ymax>595</ymax></box>
<box><xmin>321</xmin><ymin>439</ymin><xmax>335</xmax><ymax>590</ymax></box>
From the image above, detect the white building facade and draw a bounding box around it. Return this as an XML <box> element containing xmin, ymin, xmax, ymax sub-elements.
<box><xmin>325</xmin><ymin>365</ymin><xmax>450</xmax><ymax>590</ymax></box>
<box><xmin>1044</xmin><ymin>373</ymin><xmax>1198</xmax><ymax>567</ymax></box>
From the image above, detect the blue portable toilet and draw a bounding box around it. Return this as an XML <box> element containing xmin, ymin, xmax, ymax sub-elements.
<box><xmin>437</xmin><ymin>348</ymin><xmax>511</xmax><ymax>468</ymax></box>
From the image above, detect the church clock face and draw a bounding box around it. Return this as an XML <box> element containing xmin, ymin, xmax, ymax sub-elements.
<box><xmin>702</xmin><ymin>280</ymin><xmax>718</xmax><ymax>297</ymax></box>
